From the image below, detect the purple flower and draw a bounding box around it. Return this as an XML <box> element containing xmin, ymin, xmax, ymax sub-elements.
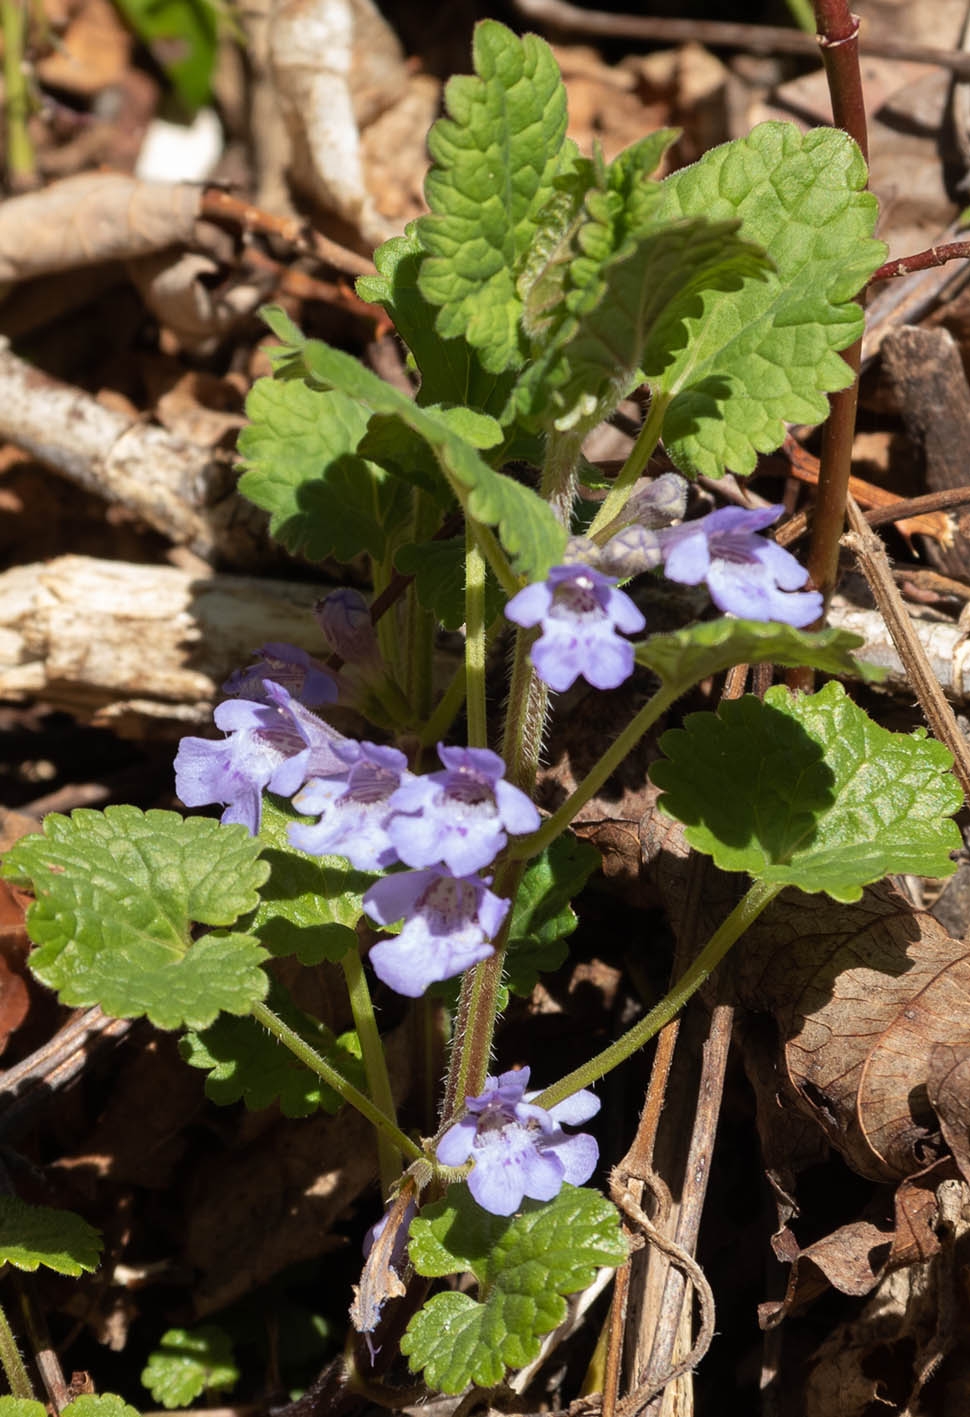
<box><xmin>386</xmin><ymin>745</ymin><xmax>540</xmax><ymax>875</ymax></box>
<box><xmin>174</xmin><ymin>679</ymin><xmax>354</xmax><ymax>835</ymax></box>
<box><xmin>289</xmin><ymin>742</ymin><xmax>414</xmax><ymax>871</ymax></box>
<box><xmin>652</xmin><ymin>505</ymin><xmax>823</xmax><ymax>627</ymax></box>
<box><xmin>505</xmin><ymin>565</ymin><xmax>646</xmax><ymax>693</ymax></box>
<box><xmin>314</xmin><ymin>589</ymin><xmax>382</xmax><ymax>672</ymax></box>
<box><xmin>436</xmin><ymin>1066</ymin><xmax>599</xmax><ymax>1216</ymax></box>
<box><xmin>364</xmin><ymin>868</ymin><xmax>510</xmax><ymax>997</ymax></box>
<box><xmin>222</xmin><ymin>643</ymin><xmax>337</xmax><ymax>708</ymax></box>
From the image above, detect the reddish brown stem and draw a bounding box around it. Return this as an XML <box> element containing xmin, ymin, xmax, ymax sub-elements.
<box><xmin>869</xmin><ymin>241</ymin><xmax>970</xmax><ymax>284</ymax></box>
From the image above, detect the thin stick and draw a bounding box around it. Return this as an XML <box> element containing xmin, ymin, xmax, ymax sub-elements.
<box><xmin>869</xmin><ymin>241</ymin><xmax>970</xmax><ymax>284</ymax></box>
<box><xmin>512</xmin><ymin>0</ymin><xmax>970</xmax><ymax>76</ymax></box>
<box><xmin>843</xmin><ymin>494</ymin><xmax>970</xmax><ymax>803</ymax></box>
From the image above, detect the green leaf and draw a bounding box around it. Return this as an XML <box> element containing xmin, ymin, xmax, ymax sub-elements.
<box><xmin>261</xmin><ymin>313</ymin><xmax>567</xmax><ymax>580</ymax></box>
<box><xmin>0</xmin><ymin>1197</ymin><xmax>101</xmax><ymax>1276</ymax></box>
<box><xmin>237</xmin><ymin>380</ymin><xmax>410</xmax><ymax>562</ymax></box>
<box><xmin>650</xmin><ymin>681</ymin><xmax>962</xmax><ymax>900</ymax></box>
<box><xmin>2</xmin><ymin>807</ymin><xmax>269</xmax><ymax>1030</ymax></box>
<box><xmin>64</xmin><ymin>1399</ymin><xmax>140</xmax><ymax>1417</ymax></box>
<box><xmin>0</xmin><ymin>1403</ymin><xmax>46</xmax><ymax>1417</ymax></box>
<box><xmin>506</xmin><ymin>835</ymin><xmax>601</xmax><ymax>994</ymax></box>
<box><xmin>652</xmin><ymin>122</ymin><xmax>887</xmax><ymax>477</ymax></box>
<box><xmin>357</xmin><ymin>226</ymin><xmax>518</xmax><ymax>415</ymax></box>
<box><xmin>141</xmin><ymin>1326</ymin><xmax>238</xmax><ymax>1409</ymax></box>
<box><xmin>416</xmin><ymin>20</ymin><xmax>571</xmax><ymax>373</ymax></box>
<box><xmin>181</xmin><ymin>982</ymin><xmax>363</xmax><ymax>1117</ymax></box>
<box><xmin>403</xmin><ymin>1184</ymin><xmax>626</xmax><ymax>1393</ymax></box>
<box><xmin>395</xmin><ymin>537</ymin><xmax>506</xmax><ymax>631</ymax></box>
<box><xmin>250</xmin><ymin>795</ymin><xmax>374</xmax><ymax>964</ymax></box>
<box><xmin>511</xmin><ymin>132</ymin><xmax>773</xmax><ymax>435</ymax></box>
<box><xmin>636</xmin><ymin>618</ymin><xmax>884</xmax><ymax>696</ymax></box>
<box><xmin>113</xmin><ymin>0</ymin><xmax>217</xmax><ymax>110</ymax></box>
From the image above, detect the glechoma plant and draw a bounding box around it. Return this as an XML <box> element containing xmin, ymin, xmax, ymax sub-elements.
<box><xmin>2</xmin><ymin>16</ymin><xmax>963</xmax><ymax>1408</ymax></box>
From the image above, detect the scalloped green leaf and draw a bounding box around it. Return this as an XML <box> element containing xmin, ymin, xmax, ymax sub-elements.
<box><xmin>64</xmin><ymin>1398</ymin><xmax>141</xmax><ymax>1417</ymax></box>
<box><xmin>511</xmin><ymin>132</ymin><xmax>772</xmax><ymax>435</ymax></box>
<box><xmin>652</xmin><ymin>122</ymin><xmax>887</xmax><ymax>477</ymax></box>
<box><xmin>1</xmin><ymin>807</ymin><xmax>270</xmax><ymax>1030</ymax></box>
<box><xmin>506</xmin><ymin>834</ymin><xmax>601</xmax><ymax>995</ymax></box>
<box><xmin>0</xmin><ymin>1197</ymin><xmax>101</xmax><ymax>1276</ymax></box>
<box><xmin>237</xmin><ymin>379</ymin><xmax>410</xmax><ymax>562</ymax></box>
<box><xmin>403</xmin><ymin>1184</ymin><xmax>626</xmax><ymax>1393</ymax></box>
<box><xmin>650</xmin><ymin>681</ymin><xmax>962</xmax><ymax>901</ymax></box>
<box><xmin>357</xmin><ymin>226</ymin><xmax>518</xmax><ymax>416</ymax></box>
<box><xmin>636</xmin><ymin>618</ymin><xmax>883</xmax><ymax>696</ymax></box>
<box><xmin>0</xmin><ymin>1402</ymin><xmax>46</xmax><ymax>1417</ymax></box>
<box><xmin>260</xmin><ymin>313</ymin><xmax>566</xmax><ymax>579</ymax></box>
<box><xmin>416</xmin><ymin>20</ymin><xmax>570</xmax><ymax>374</ymax></box>
<box><xmin>249</xmin><ymin>795</ymin><xmax>374</xmax><ymax>964</ymax></box>
<box><xmin>181</xmin><ymin>982</ymin><xmax>363</xmax><ymax>1117</ymax></box>
<box><xmin>141</xmin><ymin>1326</ymin><xmax>238</xmax><ymax>1409</ymax></box>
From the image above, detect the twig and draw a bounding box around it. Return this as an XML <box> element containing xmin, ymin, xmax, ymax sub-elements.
<box><xmin>869</xmin><ymin>241</ymin><xmax>970</xmax><ymax>284</ymax></box>
<box><xmin>200</xmin><ymin>189</ymin><xmax>376</xmax><ymax>278</ymax></box>
<box><xmin>0</xmin><ymin>1007</ymin><xmax>131</xmax><ymax>1138</ymax></box>
<box><xmin>639</xmin><ymin>1005</ymin><xmax>733</xmax><ymax>1415</ymax></box>
<box><xmin>511</xmin><ymin>0</ymin><xmax>970</xmax><ymax>75</ymax></box>
<box><xmin>843</xmin><ymin>493</ymin><xmax>970</xmax><ymax>802</ymax></box>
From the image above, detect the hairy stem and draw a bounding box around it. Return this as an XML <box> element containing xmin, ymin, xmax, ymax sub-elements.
<box><xmin>465</xmin><ymin>526</ymin><xmax>488</xmax><ymax>748</ymax></box>
<box><xmin>2</xmin><ymin>0</ymin><xmax>34</xmax><ymax>186</ymax></box>
<box><xmin>0</xmin><ymin>1300</ymin><xmax>33</xmax><ymax>1400</ymax></box>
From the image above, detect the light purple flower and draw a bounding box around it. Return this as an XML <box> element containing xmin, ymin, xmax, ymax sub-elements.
<box><xmin>386</xmin><ymin>745</ymin><xmax>540</xmax><ymax>875</ymax></box>
<box><xmin>222</xmin><ymin>643</ymin><xmax>337</xmax><ymax>708</ymax></box>
<box><xmin>652</xmin><ymin>505</ymin><xmax>823</xmax><ymax>627</ymax></box>
<box><xmin>436</xmin><ymin>1066</ymin><xmax>600</xmax><ymax>1216</ymax></box>
<box><xmin>364</xmin><ymin>868</ymin><xmax>510</xmax><ymax>997</ymax></box>
<box><xmin>174</xmin><ymin>679</ymin><xmax>354</xmax><ymax>835</ymax></box>
<box><xmin>505</xmin><ymin>565</ymin><xmax>646</xmax><ymax>693</ymax></box>
<box><xmin>289</xmin><ymin>742</ymin><xmax>414</xmax><ymax>871</ymax></box>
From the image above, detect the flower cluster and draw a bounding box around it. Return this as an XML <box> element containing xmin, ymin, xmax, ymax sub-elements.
<box><xmin>176</xmin><ymin>643</ymin><xmax>539</xmax><ymax>997</ymax></box>
<box><xmin>507</xmin><ymin>479</ymin><xmax>821</xmax><ymax>694</ymax></box>
<box><xmin>437</xmin><ymin>1067</ymin><xmax>599</xmax><ymax>1215</ymax></box>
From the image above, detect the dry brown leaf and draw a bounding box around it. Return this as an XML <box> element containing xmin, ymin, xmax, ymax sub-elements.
<box><xmin>0</xmin><ymin>174</ymin><xmax>203</xmax><ymax>283</ymax></box>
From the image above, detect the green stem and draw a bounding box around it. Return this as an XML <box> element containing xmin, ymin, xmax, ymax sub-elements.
<box><xmin>251</xmin><ymin>1001</ymin><xmax>422</xmax><ymax>1163</ymax></box>
<box><xmin>535</xmin><ymin>879</ymin><xmax>781</xmax><ymax>1111</ymax></box>
<box><xmin>341</xmin><ymin>949</ymin><xmax>401</xmax><ymax>1192</ymax></box>
<box><xmin>471</xmin><ymin>519</ymin><xmax>519</xmax><ymax>598</ymax></box>
<box><xmin>0</xmin><ymin>1299</ymin><xmax>33</xmax><ymax>1400</ymax></box>
<box><xmin>465</xmin><ymin>524</ymin><xmax>488</xmax><ymax>749</ymax></box>
<box><xmin>587</xmin><ymin>393</ymin><xmax>671</xmax><ymax>539</ymax></box>
<box><xmin>511</xmin><ymin>679</ymin><xmax>680</xmax><ymax>860</ymax></box>
<box><xmin>2</xmin><ymin>0</ymin><xmax>34</xmax><ymax>186</ymax></box>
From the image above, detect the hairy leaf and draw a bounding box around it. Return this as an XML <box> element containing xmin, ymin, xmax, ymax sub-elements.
<box><xmin>2</xmin><ymin>808</ymin><xmax>270</xmax><ymax>1029</ymax></box>
<box><xmin>141</xmin><ymin>1326</ymin><xmax>238</xmax><ymax>1408</ymax></box>
<box><xmin>260</xmin><ymin>310</ymin><xmax>567</xmax><ymax>579</ymax></box>
<box><xmin>651</xmin><ymin>681</ymin><xmax>961</xmax><ymax>900</ymax></box>
<box><xmin>416</xmin><ymin>20</ymin><xmax>570</xmax><ymax>373</ymax></box>
<box><xmin>637</xmin><ymin>618</ymin><xmax>882</xmax><ymax>696</ymax></box>
<box><xmin>0</xmin><ymin>1197</ymin><xmax>101</xmax><ymax>1276</ymax></box>
<box><xmin>403</xmin><ymin>1184</ymin><xmax>625</xmax><ymax>1392</ymax></box>
<box><xmin>511</xmin><ymin>132</ymin><xmax>772</xmax><ymax>435</ymax></box>
<box><xmin>238</xmin><ymin>380</ymin><xmax>410</xmax><ymax>562</ymax></box>
<box><xmin>652</xmin><ymin>122</ymin><xmax>887</xmax><ymax>477</ymax></box>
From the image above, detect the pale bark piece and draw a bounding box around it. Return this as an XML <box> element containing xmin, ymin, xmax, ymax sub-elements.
<box><xmin>0</xmin><ymin>345</ymin><xmax>266</xmax><ymax>563</ymax></box>
<box><xmin>0</xmin><ymin>556</ymin><xmax>333</xmax><ymax>733</ymax></box>
<box><xmin>0</xmin><ymin>173</ymin><xmax>203</xmax><ymax>282</ymax></box>
<box><xmin>826</xmin><ymin>595</ymin><xmax>970</xmax><ymax>703</ymax></box>
<box><xmin>268</xmin><ymin>0</ymin><xmax>409</xmax><ymax>244</ymax></box>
